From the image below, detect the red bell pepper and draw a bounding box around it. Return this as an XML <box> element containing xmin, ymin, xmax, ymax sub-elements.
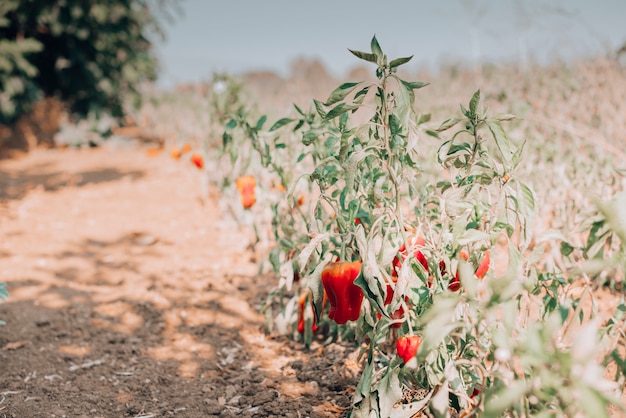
<box><xmin>392</xmin><ymin>236</ymin><xmax>429</xmax><ymax>277</ymax></box>
<box><xmin>190</xmin><ymin>153</ymin><xmax>204</xmax><ymax>169</ymax></box>
<box><xmin>321</xmin><ymin>260</ymin><xmax>363</xmax><ymax>325</ymax></box>
<box><xmin>379</xmin><ymin>283</ymin><xmax>407</xmax><ymax>328</ymax></box>
<box><xmin>396</xmin><ymin>335</ymin><xmax>422</xmax><ymax>364</ymax></box>
<box><xmin>297</xmin><ymin>293</ymin><xmax>318</xmax><ymax>334</ymax></box>
<box><xmin>445</xmin><ymin>250</ymin><xmax>490</xmax><ymax>291</ymax></box>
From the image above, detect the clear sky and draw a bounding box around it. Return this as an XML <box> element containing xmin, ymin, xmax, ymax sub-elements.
<box><xmin>155</xmin><ymin>0</ymin><xmax>626</xmax><ymax>87</ymax></box>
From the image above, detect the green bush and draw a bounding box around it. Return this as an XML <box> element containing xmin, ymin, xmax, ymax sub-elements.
<box><xmin>0</xmin><ymin>0</ymin><xmax>170</xmax><ymax>124</ymax></box>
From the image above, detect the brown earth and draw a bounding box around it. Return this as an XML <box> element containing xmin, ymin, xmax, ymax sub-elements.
<box><xmin>0</xmin><ymin>144</ymin><xmax>358</xmax><ymax>417</ymax></box>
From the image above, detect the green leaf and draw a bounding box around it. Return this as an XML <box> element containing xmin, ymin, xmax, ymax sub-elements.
<box><xmin>354</xmin><ymin>359</ymin><xmax>375</xmax><ymax>403</ymax></box>
<box><xmin>225</xmin><ymin>119</ymin><xmax>237</xmax><ymax>130</ymax></box>
<box><xmin>457</xmin><ymin>228</ymin><xmax>490</xmax><ymax>246</ymax></box>
<box><xmin>518</xmin><ymin>181</ymin><xmax>536</xmax><ymax>213</ymax></box>
<box><xmin>293</xmin><ymin>103</ymin><xmax>305</xmax><ymax>116</ymax></box>
<box><xmin>469</xmin><ymin>89</ymin><xmax>481</xmax><ymax>116</ymax></box>
<box><xmin>426</xmin><ymin>130</ymin><xmax>440</xmax><ymax>139</ymax></box>
<box><xmin>348</xmin><ymin>49</ymin><xmax>378</xmax><ymax>64</ymax></box>
<box><xmin>580</xmin><ymin>387</ymin><xmax>611</xmax><ymax>418</ymax></box>
<box><xmin>431</xmin><ymin>382</ymin><xmax>449</xmax><ymax>417</ymax></box>
<box><xmin>493</xmin><ymin>113</ymin><xmax>517</xmax><ymax>121</ymax></box>
<box><xmin>307</xmin><ymin>253</ymin><xmax>333</xmax><ymax>320</ymax></box>
<box><xmin>400</xmin><ymin>80</ymin><xmax>429</xmax><ymax>91</ymax></box>
<box><xmin>325</xmin><ymin>102</ymin><xmax>360</xmax><ymax>120</ymax></box>
<box><xmin>418</xmin><ymin>296</ymin><xmax>461</xmax><ymax>353</ymax></box>
<box><xmin>313</xmin><ymin>99</ymin><xmax>327</xmax><ymax>118</ymax></box>
<box><xmin>436</xmin><ymin>118</ymin><xmax>462</xmax><ymax>132</ymax></box>
<box><xmin>417</xmin><ymin>113</ymin><xmax>431</xmax><ymax>125</ymax></box>
<box><xmin>389</xmin><ymin>55</ymin><xmax>413</xmax><ymax>68</ymax></box>
<box><xmin>299</xmin><ymin>234</ymin><xmax>330</xmax><ymax>270</ymax></box>
<box><xmin>269</xmin><ymin>117</ymin><xmax>294</xmax><ymax>131</ymax></box>
<box><xmin>255</xmin><ymin>115</ymin><xmax>267</xmax><ymax>130</ymax></box>
<box><xmin>389</xmin><ymin>393</ymin><xmax>431</xmax><ymax>418</ymax></box>
<box><xmin>325</xmin><ymin>82</ymin><xmax>361</xmax><ymax>106</ymax></box>
<box><xmin>370</xmin><ymin>35</ymin><xmax>383</xmax><ymax>60</ymax></box>
<box><xmin>396</xmin><ymin>83</ymin><xmax>413</xmax><ymax>128</ymax></box>
<box><xmin>377</xmin><ymin>367</ymin><xmax>403</xmax><ymax>417</ymax></box>
<box><xmin>561</xmin><ymin>241</ymin><xmax>574</xmax><ymax>256</ymax></box>
<box><xmin>302</xmin><ymin>130</ymin><xmax>317</xmax><ymax>146</ymax></box>
<box><xmin>511</xmin><ymin>139</ymin><xmax>526</xmax><ymax>169</ymax></box>
<box><xmin>293</xmin><ymin>119</ymin><xmax>304</xmax><ymax>131</ymax></box>
<box><xmin>486</xmin><ymin>120</ymin><xmax>516</xmax><ymax>164</ymax></box>
<box><xmin>353</xmin><ymin>85</ymin><xmax>370</xmax><ymax>106</ymax></box>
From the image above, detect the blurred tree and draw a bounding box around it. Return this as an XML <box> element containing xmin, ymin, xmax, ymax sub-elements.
<box><xmin>0</xmin><ymin>0</ymin><xmax>173</xmax><ymax>125</ymax></box>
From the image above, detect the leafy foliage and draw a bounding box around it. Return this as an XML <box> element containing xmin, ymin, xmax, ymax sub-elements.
<box><xmin>0</xmin><ymin>0</ymin><xmax>170</xmax><ymax>124</ymax></box>
<box><xmin>142</xmin><ymin>36</ymin><xmax>626</xmax><ymax>417</ymax></box>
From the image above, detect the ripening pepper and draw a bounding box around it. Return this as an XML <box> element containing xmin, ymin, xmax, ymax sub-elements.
<box><xmin>170</xmin><ymin>146</ymin><xmax>181</xmax><ymax>159</ymax></box>
<box><xmin>445</xmin><ymin>250</ymin><xmax>490</xmax><ymax>291</ymax></box>
<box><xmin>396</xmin><ymin>335</ymin><xmax>422</xmax><ymax>364</ymax></box>
<box><xmin>236</xmin><ymin>175</ymin><xmax>256</xmax><ymax>209</ymax></box>
<box><xmin>181</xmin><ymin>143</ymin><xmax>192</xmax><ymax>154</ymax></box>
<box><xmin>190</xmin><ymin>153</ymin><xmax>204</xmax><ymax>169</ymax></box>
<box><xmin>297</xmin><ymin>293</ymin><xmax>318</xmax><ymax>334</ymax></box>
<box><xmin>392</xmin><ymin>236</ymin><xmax>429</xmax><ymax>278</ymax></box>
<box><xmin>321</xmin><ymin>260</ymin><xmax>363</xmax><ymax>325</ymax></box>
<box><xmin>376</xmin><ymin>283</ymin><xmax>408</xmax><ymax>328</ymax></box>
<box><xmin>475</xmin><ymin>250</ymin><xmax>490</xmax><ymax>279</ymax></box>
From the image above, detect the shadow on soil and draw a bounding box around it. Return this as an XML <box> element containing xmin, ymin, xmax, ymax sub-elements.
<box><xmin>0</xmin><ymin>165</ymin><xmax>144</xmax><ymax>201</ymax></box>
<box><xmin>0</xmin><ymin>233</ymin><xmax>357</xmax><ymax>417</ymax></box>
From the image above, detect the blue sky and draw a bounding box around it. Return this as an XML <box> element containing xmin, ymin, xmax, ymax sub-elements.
<box><xmin>155</xmin><ymin>0</ymin><xmax>626</xmax><ymax>87</ymax></box>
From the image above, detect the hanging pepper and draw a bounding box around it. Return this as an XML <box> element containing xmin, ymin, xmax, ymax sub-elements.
<box><xmin>321</xmin><ymin>260</ymin><xmax>363</xmax><ymax>325</ymax></box>
<box><xmin>297</xmin><ymin>293</ymin><xmax>318</xmax><ymax>334</ymax></box>
<box><xmin>170</xmin><ymin>146</ymin><xmax>181</xmax><ymax>160</ymax></box>
<box><xmin>377</xmin><ymin>283</ymin><xmax>407</xmax><ymax>328</ymax></box>
<box><xmin>392</xmin><ymin>236</ymin><xmax>429</xmax><ymax>277</ymax></box>
<box><xmin>475</xmin><ymin>250</ymin><xmax>490</xmax><ymax>279</ymax></box>
<box><xmin>190</xmin><ymin>153</ymin><xmax>204</xmax><ymax>169</ymax></box>
<box><xmin>236</xmin><ymin>175</ymin><xmax>256</xmax><ymax>209</ymax></box>
<box><xmin>445</xmin><ymin>250</ymin><xmax>491</xmax><ymax>291</ymax></box>
<box><xmin>396</xmin><ymin>335</ymin><xmax>422</xmax><ymax>364</ymax></box>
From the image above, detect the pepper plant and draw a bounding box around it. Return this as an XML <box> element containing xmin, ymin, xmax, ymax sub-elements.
<box><xmin>258</xmin><ymin>36</ymin><xmax>625</xmax><ymax>417</ymax></box>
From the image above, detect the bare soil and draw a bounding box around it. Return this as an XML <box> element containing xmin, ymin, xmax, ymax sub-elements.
<box><xmin>0</xmin><ymin>144</ymin><xmax>357</xmax><ymax>417</ymax></box>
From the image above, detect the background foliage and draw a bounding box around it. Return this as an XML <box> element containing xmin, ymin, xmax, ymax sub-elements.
<box><xmin>0</xmin><ymin>0</ymin><xmax>172</xmax><ymax>124</ymax></box>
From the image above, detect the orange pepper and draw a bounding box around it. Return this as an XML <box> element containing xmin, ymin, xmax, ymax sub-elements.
<box><xmin>236</xmin><ymin>175</ymin><xmax>256</xmax><ymax>209</ymax></box>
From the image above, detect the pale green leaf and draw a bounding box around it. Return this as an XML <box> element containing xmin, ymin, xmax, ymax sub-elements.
<box><xmin>269</xmin><ymin>117</ymin><xmax>294</xmax><ymax>132</ymax></box>
<box><xmin>389</xmin><ymin>55</ymin><xmax>413</xmax><ymax>68</ymax></box>
<box><xmin>325</xmin><ymin>82</ymin><xmax>361</xmax><ymax>106</ymax></box>
<box><xmin>436</xmin><ymin>118</ymin><xmax>462</xmax><ymax>132</ymax></box>
<box><xmin>348</xmin><ymin>49</ymin><xmax>378</xmax><ymax>64</ymax></box>
<box><xmin>469</xmin><ymin>90</ymin><xmax>481</xmax><ymax>116</ymax></box>
<box><xmin>370</xmin><ymin>35</ymin><xmax>383</xmax><ymax>60</ymax></box>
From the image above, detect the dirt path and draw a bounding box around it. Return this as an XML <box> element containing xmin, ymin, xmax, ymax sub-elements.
<box><xmin>0</xmin><ymin>146</ymin><xmax>355</xmax><ymax>417</ymax></box>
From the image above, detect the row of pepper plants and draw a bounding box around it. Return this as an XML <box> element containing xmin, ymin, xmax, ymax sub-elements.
<box><xmin>201</xmin><ymin>37</ymin><xmax>626</xmax><ymax>417</ymax></box>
